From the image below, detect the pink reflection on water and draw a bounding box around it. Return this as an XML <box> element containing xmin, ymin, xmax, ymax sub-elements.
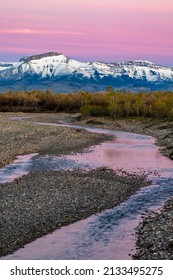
<box><xmin>1</xmin><ymin>212</ymin><xmax>140</xmax><ymax>260</ymax></box>
<box><xmin>67</xmin><ymin>132</ymin><xmax>173</xmax><ymax>177</ymax></box>
<box><xmin>0</xmin><ymin>153</ymin><xmax>38</xmax><ymax>183</ymax></box>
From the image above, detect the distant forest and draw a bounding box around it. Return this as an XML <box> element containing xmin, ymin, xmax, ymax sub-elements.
<box><xmin>0</xmin><ymin>89</ymin><xmax>173</xmax><ymax>119</ymax></box>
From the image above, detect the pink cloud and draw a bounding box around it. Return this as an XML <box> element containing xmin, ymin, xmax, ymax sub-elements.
<box><xmin>0</xmin><ymin>29</ymin><xmax>84</xmax><ymax>35</ymax></box>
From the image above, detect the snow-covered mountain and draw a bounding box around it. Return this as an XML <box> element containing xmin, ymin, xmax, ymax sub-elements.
<box><xmin>0</xmin><ymin>52</ymin><xmax>173</xmax><ymax>92</ymax></box>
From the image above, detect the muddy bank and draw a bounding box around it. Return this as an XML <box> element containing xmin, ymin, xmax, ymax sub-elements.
<box><xmin>0</xmin><ymin>168</ymin><xmax>147</xmax><ymax>257</ymax></box>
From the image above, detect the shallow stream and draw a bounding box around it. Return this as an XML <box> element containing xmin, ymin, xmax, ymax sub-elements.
<box><xmin>1</xmin><ymin>122</ymin><xmax>173</xmax><ymax>259</ymax></box>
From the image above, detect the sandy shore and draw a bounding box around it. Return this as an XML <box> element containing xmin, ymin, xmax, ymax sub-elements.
<box><xmin>1</xmin><ymin>112</ymin><xmax>173</xmax><ymax>259</ymax></box>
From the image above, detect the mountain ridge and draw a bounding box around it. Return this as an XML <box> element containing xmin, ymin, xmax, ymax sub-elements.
<box><xmin>0</xmin><ymin>52</ymin><xmax>173</xmax><ymax>92</ymax></box>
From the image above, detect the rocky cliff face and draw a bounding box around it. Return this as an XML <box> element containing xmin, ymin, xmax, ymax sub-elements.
<box><xmin>19</xmin><ymin>52</ymin><xmax>63</xmax><ymax>63</ymax></box>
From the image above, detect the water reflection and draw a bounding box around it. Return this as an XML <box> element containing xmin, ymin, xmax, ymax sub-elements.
<box><xmin>0</xmin><ymin>155</ymin><xmax>90</xmax><ymax>184</ymax></box>
<box><xmin>0</xmin><ymin>154</ymin><xmax>38</xmax><ymax>183</ymax></box>
<box><xmin>1</xmin><ymin>123</ymin><xmax>173</xmax><ymax>259</ymax></box>
<box><xmin>3</xmin><ymin>176</ymin><xmax>173</xmax><ymax>260</ymax></box>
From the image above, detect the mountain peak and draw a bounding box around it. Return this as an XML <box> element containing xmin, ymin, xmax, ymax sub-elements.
<box><xmin>19</xmin><ymin>52</ymin><xmax>63</xmax><ymax>63</ymax></box>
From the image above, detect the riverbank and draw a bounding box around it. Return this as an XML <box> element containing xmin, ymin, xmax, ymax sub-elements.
<box><xmin>0</xmin><ymin>168</ymin><xmax>147</xmax><ymax>257</ymax></box>
<box><xmin>134</xmin><ymin>198</ymin><xmax>173</xmax><ymax>259</ymax></box>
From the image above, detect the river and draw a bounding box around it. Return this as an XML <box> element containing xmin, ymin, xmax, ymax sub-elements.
<box><xmin>1</xmin><ymin>123</ymin><xmax>173</xmax><ymax>259</ymax></box>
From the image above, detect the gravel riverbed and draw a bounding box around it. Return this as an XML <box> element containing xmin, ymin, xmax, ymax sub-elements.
<box><xmin>0</xmin><ymin>113</ymin><xmax>148</xmax><ymax>257</ymax></box>
<box><xmin>0</xmin><ymin>168</ymin><xmax>147</xmax><ymax>257</ymax></box>
<box><xmin>1</xmin><ymin>113</ymin><xmax>173</xmax><ymax>259</ymax></box>
<box><xmin>77</xmin><ymin>116</ymin><xmax>173</xmax><ymax>260</ymax></box>
<box><xmin>134</xmin><ymin>198</ymin><xmax>173</xmax><ymax>259</ymax></box>
<box><xmin>108</xmin><ymin>119</ymin><xmax>173</xmax><ymax>260</ymax></box>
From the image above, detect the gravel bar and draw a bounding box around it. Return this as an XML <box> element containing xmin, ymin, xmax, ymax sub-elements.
<box><xmin>134</xmin><ymin>198</ymin><xmax>173</xmax><ymax>259</ymax></box>
<box><xmin>0</xmin><ymin>168</ymin><xmax>147</xmax><ymax>257</ymax></box>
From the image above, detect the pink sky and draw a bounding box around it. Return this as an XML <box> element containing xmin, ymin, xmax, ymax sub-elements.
<box><xmin>0</xmin><ymin>0</ymin><xmax>173</xmax><ymax>65</ymax></box>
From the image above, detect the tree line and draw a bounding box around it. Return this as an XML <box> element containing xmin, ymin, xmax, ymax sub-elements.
<box><xmin>0</xmin><ymin>89</ymin><xmax>173</xmax><ymax>119</ymax></box>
